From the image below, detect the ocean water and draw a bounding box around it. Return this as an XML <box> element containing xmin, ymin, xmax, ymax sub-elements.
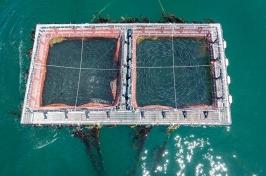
<box><xmin>0</xmin><ymin>0</ymin><xmax>266</xmax><ymax>175</ymax></box>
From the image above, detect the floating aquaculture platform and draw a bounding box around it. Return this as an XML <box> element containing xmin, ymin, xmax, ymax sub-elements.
<box><xmin>21</xmin><ymin>23</ymin><xmax>232</xmax><ymax>126</ymax></box>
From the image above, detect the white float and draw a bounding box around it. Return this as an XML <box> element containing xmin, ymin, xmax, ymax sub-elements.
<box><xmin>224</xmin><ymin>40</ymin><xmax>227</xmax><ymax>49</ymax></box>
<box><xmin>227</xmin><ymin>75</ymin><xmax>231</xmax><ymax>84</ymax></box>
<box><xmin>229</xmin><ymin>95</ymin><xmax>233</xmax><ymax>104</ymax></box>
<box><xmin>226</xmin><ymin>58</ymin><xmax>229</xmax><ymax>66</ymax></box>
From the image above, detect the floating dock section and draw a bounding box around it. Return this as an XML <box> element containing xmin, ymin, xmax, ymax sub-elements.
<box><xmin>21</xmin><ymin>23</ymin><xmax>232</xmax><ymax>126</ymax></box>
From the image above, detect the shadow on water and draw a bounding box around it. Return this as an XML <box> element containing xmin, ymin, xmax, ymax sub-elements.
<box><xmin>8</xmin><ymin>104</ymin><xmax>22</xmax><ymax>119</ymax></box>
<box><xmin>151</xmin><ymin>140</ymin><xmax>168</xmax><ymax>173</ymax></box>
<box><xmin>127</xmin><ymin>126</ymin><xmax>179</xmax><ymax>176</ymax></box>
<box><xmin>140</xmin><ymin>126</ymin><xmax>178</xmax><ymax>175</ymax></box>
<box><xmin>132</xmin><ymin>126</ymin><xmax>152</xmax><ymax>152</ymax></box>
<box><xmin>150</xmin><ymin>126</ymin><xmax>179</xmax><ymax>174</ymax></box>
<box><xmin>8</xmin><ymin>110</ymin><xmax>21</xmax><ymax>119</ymax></box>
<box><xmin>72</xmin><ymin>127</ymin><xmax>105</xmax><ymax>176</ymax></box>
<box><xmin>127</xmin><ymin>125</ymin><xmax>152</xmax><ymax>176</ymax></box>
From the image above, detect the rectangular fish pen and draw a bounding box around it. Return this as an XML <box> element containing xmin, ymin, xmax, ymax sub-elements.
<box><xmin>21</xmin><ymin>23</ymin><xmax>232</xmax><ymax>126</ymax></box>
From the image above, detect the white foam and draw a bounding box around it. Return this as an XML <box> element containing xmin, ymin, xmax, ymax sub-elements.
<box><xmin>35</xmin><ymin>137</ymin><xmax>58</xmax><ymax>149</ymax></box>
<box><xmin>18</xmin><ymin>39</ymin><xmax>23</xmax><ymax>93</ymax></box>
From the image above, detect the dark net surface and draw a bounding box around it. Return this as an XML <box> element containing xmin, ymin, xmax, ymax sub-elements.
<box><xmin>136</xmin><ymin>37</ymin><xmax>213</xmax><ymax>108</ymax></box>
<box><xmin>42</xmin><ymin>38</ymin><xmax>118</xmax><ymax>106</ymax></box>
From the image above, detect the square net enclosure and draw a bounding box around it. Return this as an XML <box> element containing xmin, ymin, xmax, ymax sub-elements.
<box><xmin>21</xmin><ymin>24</ymin><xmax>231</xmax><ymax>126</ymax></box>
<box><xmin>42</xmin><ymin>38</ymin><xmax>120</xmax><ymax>107</ymax></box>
<box><xmin>136</xmin><ymin>37</ymin><xmax>213</xmax><ymax>108</ymax></box>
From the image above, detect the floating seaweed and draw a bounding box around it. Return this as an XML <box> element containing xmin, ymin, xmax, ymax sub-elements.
<box><xmin>204</xmin><ymin>18</ymin><xmax>216</xmax><ymax>23</ymax></box>
<box><xmin>160</xmin><ymin>13</ymin><xmax>185</xmax><ymax>23</ymax></box>
<box><xmin>49</xmin><ymin>37</ymin><xmax>65</xmax><ymax>47</ymax></box>
<box><xmin>90</xmin><ymin>14</ymin><xmax>215</xmax><ymax>24</ymax></box>
<box><xmin>120</xmin><ymin>16</ymin><xmax>150</xmax><ymax>23</ymax></box>
<box><xmin>8</xmin><ymin>110</ymin><xmax>21</xmax><ymax>119</ymax></box>
<box><xmin>138</xmin><ymin>16</ymin><xmax>150</xmax><ymax>23</ymax></box>
<box><xmin>24</xmin><ymin>68</ymin><xmax>29</xmax><ymax>81</ymax></box>
<box><xmin>136</xmin><ymin>36</ymin><xmax>159</xmax><ymax>45</ymax></box>
<box><xmin>120</xmin><ymin>16</ymin><xmax>141</xmax><ymax>23</ymax></box>
<box><xmin>92</xmin><ymin>16</ymin><xmax>112</xmax><ymax>23</ymax></box>
<box><xmin>133</xmin><ymin>125</ymin><xmax>152</xmax><ymax>150</ymax></box>
<box><xmin>73</xmin><ymin>126</ymin><xmax>105</xmax><ymax>176</ymax></box>
<box><xmin>90</xmin><ymin>2</ymin><xmax>112</xmax><ymax>23</ymax></box>
<box><xmin>92</xmin><ymin>15</ymin><xmax>150</xmax><ymax>24</ymax></box>
<box><xmin>119</xmin><ymin>15</ymin><xmax>213</xmax><ymax>24</ymax></box>
<box><xmin>27</xmin><ymin>48</ymin><xmax>32</xmax><ymax>57</ymax></box>
<box><xmin>191</xmin><ymin>18</ymin><xmax>216</xmax><ymax>24</ymax></box>
<box><xmin>31</xmin><ymin>30</ymin><xmax>35</xmax><ymax>41</ymax></box>
<box><xmin>167</xmin><ymin>125</ymin><xmax>179</xmax><ymax>136</ymax></box>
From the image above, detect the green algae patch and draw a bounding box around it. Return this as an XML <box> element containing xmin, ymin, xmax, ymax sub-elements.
<box><xmin>49</xmin><ymin>37</ymin><xmax>66</xmax><ymax>47</ymax></box>
<box><xmin>137</xmin><ymin>36</ymin><xmax>159</xmax><ymax>45</ymax></box>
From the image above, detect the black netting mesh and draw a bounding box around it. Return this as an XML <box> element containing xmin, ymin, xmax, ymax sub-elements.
<box><xmin>76</xmin><ymin>69</ymin><xmax>118</xmax><ymax>105</ymax></box>
<box><xmin>136</xmin><ymin>37</ymin><xmax>213</xmax><ymax>108</ymax></box>
<box><xmin>42</xmin><ymin>38</ymin><xmax>119</xmax><ymax>106</ymax></box>
<box><xmin>173</xmin><ymin>67</ymin><xmax>213</xmax><ymax>107</ymax></box>
<box><xmin>46</xmin><ymin>39</ymin><xmax>82</xmax><ymax>67</ymax></box>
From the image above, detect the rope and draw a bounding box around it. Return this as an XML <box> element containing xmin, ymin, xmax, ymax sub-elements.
<box><xmin>134</xmin><ymin>65</ymin><xmax>211</xmax><ymax>69</ymax></box>
<box><xmin>35</xmin><ymin>43</ymin><xmax>120</xmax><ymax>71</ymax></box>
<box><xmin>35</xmin><ymin>63</ymin><xmax>120</xmax><ymax>70</ymax></box>
<box><xmin>74</xmin><ymin>37</ymin><xmax>84</xmax><ymax>109</ymax></box>
<box><xmin>36</xmin><ymin>63</ymin><xmax>210</xmax><ymax>70</ymax></box>
<box><xmin>171</xmin><ymin>28</ymin><xmax>177</xmax><ymax>109</ymax></box>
